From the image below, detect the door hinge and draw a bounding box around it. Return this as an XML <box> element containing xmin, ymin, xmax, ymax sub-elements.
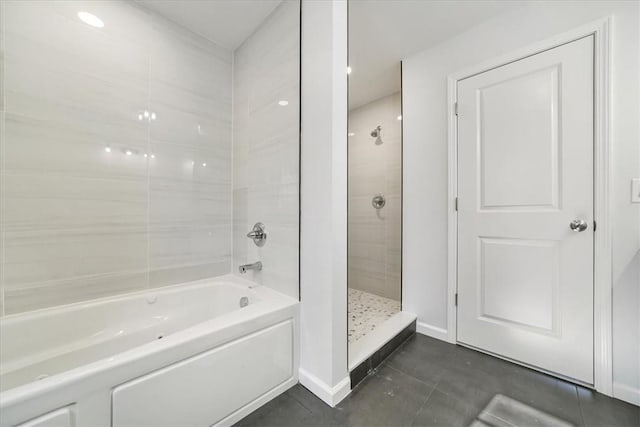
<box><xmin>454</xmin><ymin>102</ymin><xmax>458</xmax><ymax>116</ymax></box>
<box><xmin>454</xmin><ymin>197</ymin><xmax>458</xmax><ymax>211</ymax></box>
<box><xmin>455</xmin><ymin>293</ymin><xmax>458</xmax><ymax>306</ymax></box>
<box><xmin>593</xmin><ymin>220</ymin><xmax>597</xmax><ymax>231</ymax></box>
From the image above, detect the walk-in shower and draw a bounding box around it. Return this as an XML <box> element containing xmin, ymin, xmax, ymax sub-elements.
<box><xmin>347</xmin><ymin>93</ymin><xmax>403</xmax><ymax>348</ymax></box>
<box><xmin>346</xmin><ymin>0</ymin><xmax>416</xmax><ymax>383</ymax></box>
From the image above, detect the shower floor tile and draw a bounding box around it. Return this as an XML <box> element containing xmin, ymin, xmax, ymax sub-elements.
<box><xmin>348</xmin><ymin>288</ymin><xmax>400</xmax><ymax>343</ymax></box>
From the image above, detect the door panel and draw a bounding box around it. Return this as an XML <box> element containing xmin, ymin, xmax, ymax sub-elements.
<box><xmin>479</xmin><ymin>65</ymin><xmax>560</xmax><ymax>210</ymax></box>
<box><xmin>457</xmin><ymin>36</ymin><xmax>594</xmax><ymax>383</ymax></box>
<box><xmin>479</xmin><ymin>237</ymin><xmax>559</xmax><ymax>334</ymax></box>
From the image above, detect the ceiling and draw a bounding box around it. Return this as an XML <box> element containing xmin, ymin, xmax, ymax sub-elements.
<box><xmin>349</xmin><ymin>0</ymin><xmax>524</xmax><ymax>109</ymax></box>
<box><xmin>137</xmin><ymin>0</ymin><xmax>522</xmax><ymax>107</ymax></box>
<box><xmin>137</xmin><ymin>0</ymin><xmax>281</xmax><ymax>50</ymax></box>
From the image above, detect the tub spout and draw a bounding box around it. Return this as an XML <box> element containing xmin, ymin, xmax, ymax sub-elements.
<box><xmin>239</xmin><ymin>261</ymin><xmax>262</xmax><ymax>274</ymax></box>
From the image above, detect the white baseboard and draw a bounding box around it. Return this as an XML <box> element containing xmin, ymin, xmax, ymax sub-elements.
<box><xmin>298</xmin><ymin>368</ymin><xmax>350</xmax><ymax>407</ymax></box>
<box><xmin>416</xmin><ymin>321</ymin><xmax>450</xmax><ymax>343</ymax></box>
<box><xmin>613</xmin><ymin>381</ymin><xmax>640</xmax><ymax>407</ymax></box>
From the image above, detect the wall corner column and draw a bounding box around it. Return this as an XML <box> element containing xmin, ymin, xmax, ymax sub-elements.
<box><xmin>299</xmin><ymin>0</ymin><xmax>350</xmax><ymax>407</ymax></box>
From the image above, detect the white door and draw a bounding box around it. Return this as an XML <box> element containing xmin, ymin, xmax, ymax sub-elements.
<box><xmin>456</xmin><ymin>36</ymin><xmax>594</xmax><ymax>384</ymax></box>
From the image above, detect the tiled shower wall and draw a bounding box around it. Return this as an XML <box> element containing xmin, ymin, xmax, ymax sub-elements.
<box><xmin>232</xmin><ymin>2</ymin><xmax>300</xmax><ymax>299</ymax></box>
<box><xmin>348</xmin><ymin>93</ymin><xmax>402</xmax><ymax>301</ymax></box>
<box><xmin>0</xmin><ymin>1</ymin><xmax>233</xmax><ymax>315</ymax></box>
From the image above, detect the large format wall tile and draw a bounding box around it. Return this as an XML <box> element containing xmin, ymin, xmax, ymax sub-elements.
<box><xmin>246</xmin><ymin>182</ymin><xmax>299</xmax><ymax>294</ymax></box>
<box><xmin>1</xmin><ymin>1</ymin><xmax>151</xmax><ymax>314</ymax></box>
<box><xmin>148</xmin><ymin>15</ymin><xmax>232</xmax><ymax>286</ymax></box>
<box><xmin>3</xmin><ymin>230</ymin><xmax>148</xmax><ymax>314</ymax></box>
<box><xmin>0</xmin><ymin>1</ymin><xmax>234</xmax><ymax>315</ymax></box>
<box><xmin>232</xmin><ymin>1</ymin><xmax>300</xmax><ymax>299</ymax></box>
<box><xmin>0</xmin><ymin>0</ymin><xmax>298</xmax><ymax>315</ymax></box>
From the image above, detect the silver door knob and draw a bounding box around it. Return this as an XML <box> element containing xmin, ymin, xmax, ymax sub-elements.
<box><xmin>569</xmin><ymin>219</ymin><xmax>588</xmax><ymax>232</ymax></box>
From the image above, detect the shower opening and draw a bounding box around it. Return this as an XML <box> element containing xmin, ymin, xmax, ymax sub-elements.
<box><xmin>346</xmin><ymin>2</ymin><xmax>417</xmax><ymax>378</ymax></box>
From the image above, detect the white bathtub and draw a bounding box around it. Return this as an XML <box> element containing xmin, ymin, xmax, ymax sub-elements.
<box><xmin>0</xmin><ymin>275</ymin><xmax>299</xmax><ymax>427</ymax></box>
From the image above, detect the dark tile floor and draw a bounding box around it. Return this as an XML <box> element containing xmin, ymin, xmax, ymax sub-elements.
<box><xmin>235</xmin><ymin>334</ymin><xmax>640</xmax><ymax>427</ymax></box>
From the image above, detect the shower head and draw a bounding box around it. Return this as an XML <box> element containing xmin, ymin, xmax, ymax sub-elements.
<box><xmin>370</xmin><ymin>125</ymin><xmax>382</xmax><ymax>138</ymax></box>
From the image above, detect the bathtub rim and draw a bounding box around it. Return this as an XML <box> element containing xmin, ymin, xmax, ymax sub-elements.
<box><xmin>0</xmin><ymin>274</ymin><xmax>262</xmax><ymax>323</ymax></box>
<box><xmin>0</xmin><ymin>276</ymin><xmax>298</xmax><ymax>411</ymax></box>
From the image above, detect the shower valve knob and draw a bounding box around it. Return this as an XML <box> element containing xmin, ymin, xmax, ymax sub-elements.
<box><xmin>247</xmin><ymin>222</ymin><xmax>267</xmax><ymax>246</ymax></box>
<box><xmin>371</xmin><ymin>194</ymin><xmax>386</xmax><ymax>209</ymax></box>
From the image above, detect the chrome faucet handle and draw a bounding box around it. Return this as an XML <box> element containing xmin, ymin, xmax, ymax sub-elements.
<box><xmin>247</xmin><ymin>222</ymin><xmax>267</xmax><ymax>247</ymax></box>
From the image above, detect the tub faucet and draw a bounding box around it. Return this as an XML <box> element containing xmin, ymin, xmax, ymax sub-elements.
<box><xmin>239</xmin><ymin>261</ymin><xmax>262</xmax><ymax>274</ymax></box>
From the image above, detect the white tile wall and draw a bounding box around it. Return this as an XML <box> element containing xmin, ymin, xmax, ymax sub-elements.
<box><xmin>232</xmin><ymin>1</ymin><xmax>300</xmax><ymax>299</ymax></box>
<box><xmin>0</xmin><ymin>0</ymin><xmax>234</xmax><ymax>314</ymax></box>
<box><xmin>348</xmin><ymin>93</ymin><xmax>402</xmax><ymax>301</ymax></box>
<box><xmin>147</xmin><ymin>13</ymin><xmax>233</xmax><ymax>289</ymax></box>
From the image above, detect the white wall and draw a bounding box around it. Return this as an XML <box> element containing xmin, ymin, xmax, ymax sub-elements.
<box><xmin>348</xmin><ymin>93</ymin><xmax>402</xmax><ymax>301</ymax></box>
<box><xmin>403</xmin><ymin>0</ymin><xmax>639</xmax><ymax>404</ymax></box>
<box><xmin>232</xmin><ymin>1</ymin><xmax>300</xmax><ymax>299</ymax></box>
<box><xmin>299</xmin><ymin>0</ymin><xmax>350</xmax><ymax>407</ymax></box>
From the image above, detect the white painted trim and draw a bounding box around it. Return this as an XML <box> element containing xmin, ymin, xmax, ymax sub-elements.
<box><xmin>446</xmin><ymin>17</ymin><xmax>613</xmax><ymax>395</ymax></box>
<box><xmin>613</xmin><ymin>382</ymin><xmax>640</xmax><ymax>407</ymax></box>
<box><xmin>416</xmin><ymin>321</ymin><xmax>449</xmax><ymax>343</ymax></box>
<box><xmin>298</xmin><ymin>369</ymin><xmax>350</xmax><ymax>407</ymax></box>
<box><xmin>446</xmin><ymin>77</ymin><xmax>458</xmax><ymax>346</ymax></box>
<box><xmin>590</xmin><ymin>17</ymin><xmax>613</xmax><ymax>397</ymax></box>
<box><xmin>218</xmin><ymin>377</ymin><xmax>298</xmax><ymax>427</ymax></box>
<box><xmin>299</xmin><ymin>0</ymin><xmax>349</xmax><ymax>407</ymax></box>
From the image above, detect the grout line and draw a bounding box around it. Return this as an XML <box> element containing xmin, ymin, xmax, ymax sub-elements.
<box><xmin>575</xmin><ymin>384</ymin><xmax>588</xmax><ymax>426</ymax></box>
<box><xmin>408</xmin><ymin>382</ymin><xmax>437</xmax><ymax>426</ymax></box>
<box><xmin>230</xmin><ymin>47</ymin><xmax>235</xmax><ymax>275</ymax></box>
<box><xmin>145</xmin><ymin>15</ymin><xmax>152</xmax><ymax>291</ymax></box>
<box><xmin>383</xmin><ymin>362</ymin><xmax>443</xmax><ymax>391</ymax></box>
<box><xmin>286</xmin><ymin>387</ymin><xmax>325</xmax><ymax>416</ymax></box>
<box><xmin>382</xmin><ymin>336</ymin><xmax>452</xmax><ymax>392</ymax></box>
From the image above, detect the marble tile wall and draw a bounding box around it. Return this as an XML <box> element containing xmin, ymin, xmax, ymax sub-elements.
<box><xmin>147</xmin><ymin>13</ymin><xmax>232</xmax><ymax>288</ymax></box>
<box><xmin>0</xmin><ymin>1</ymin><xmax>233</xmax><ymax>315</ymax></box>
<box><xmin>232</xmin><ymin>1</ymin><xmax>300</xmax><ymax>299</ymax></box>
<box><xmin>348</xmin><ymin>93</ymin><xmax>402</xmax><ymax>301</ymax></box>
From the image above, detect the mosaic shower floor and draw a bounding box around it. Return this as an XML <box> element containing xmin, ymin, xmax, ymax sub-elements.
<box><xmin>348</xmin><ymin>288</ymin><xmax>401</xmax><ymax>343</ymax></box>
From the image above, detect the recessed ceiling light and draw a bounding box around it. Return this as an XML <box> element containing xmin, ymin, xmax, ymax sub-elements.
<box><xmin>278</xmin><ymin>100</ymin><xmax>289</xmax><ymax>107</ymax></box>
<box><xmin>346</xmin><ymin>66</ymin><xmax>352</xmax><ymax>75</ymax></box>
<box><xmin>105</xmin><ymin>146</ymin><xmax>112</xmax><ymax>153</ymax></box>
<box><xmin>125</xmin><ymin>150</ymin><xmax>133</xmax><ymax>156</ymax></box>
<box><xmin>78</xmin><ymin>11</ymin><xmax>104</xmax><ymax>28</ymax></box>
<box><xmin>202</xmin><ymin>163</ymin><xmax>207</xmax><ymax>167</ymax></box>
